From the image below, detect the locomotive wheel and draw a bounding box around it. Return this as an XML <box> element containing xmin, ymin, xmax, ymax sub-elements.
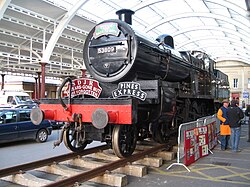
<box><xmin>137</xmin><ymin>127</ymin><xmax>149</xmax><ymax>141</ymax></box>
<box><xmin>189</xmin><ymin>101</ymin><xmax>199</xmax><ymax>121</ymax></box>
<box><xmin>63</xmin><ymin>127</ymin><xmax>88</xmax><ymax>152</ymax></box>
<box><xmin>199</xmin><ymin>102</ymin><xmax>207</xmax><ymax>116</ymax></box>
<box><xmin>152</xmin><ymin>121</ymin><xmax>170</xmax><ymax>144</ymax></box>
<box><xmin>112</xmin><ymin>125</ymin><xmax>137</xmax><ymax>158</ymax></box>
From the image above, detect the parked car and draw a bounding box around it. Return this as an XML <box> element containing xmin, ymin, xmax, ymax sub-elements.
<box><xmin>0</xmin><ymin>90</ymin><xmax>36</xmax><ymax>108</ymax></box>
<box><xmin>0</xmin><ymin>108</ymin><xmax>53</xmax><ymax>144</ymax></box>
<box><xmin>15</xmin><ymin>104</ymin><xmax>38</xmax><ymax>109</ymax></box>
<box><xmin>51</xmin><ymin>121</ymin><xmax>65</xmax><ymax>129</ymax></box>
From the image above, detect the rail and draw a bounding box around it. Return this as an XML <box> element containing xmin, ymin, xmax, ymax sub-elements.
<box><xmin>0</xmin><ymin>141</ymin><xmax>175</xmax><ymax>187</ymax></box>
<box><xmin>44</xmin><ymin>143</ymin><xmax>169</xmax><ymax>187</ymax></box>
<box><xmin>0</xmin><ymin>145</ymin><xmax>108</xmax><ymax>178</ymax></box>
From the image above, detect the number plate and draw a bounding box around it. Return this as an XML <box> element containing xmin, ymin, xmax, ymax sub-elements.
<box><xmin>97</xmin><ymin>46</ymin><xmax>116</xmax><ymax>54</ymax></box>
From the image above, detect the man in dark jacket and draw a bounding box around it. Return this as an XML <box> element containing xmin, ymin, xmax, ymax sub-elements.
<box><xmin>227</xmin><ymin>100</ymin><xmax>244</xmax><ymax>152</ymax></box>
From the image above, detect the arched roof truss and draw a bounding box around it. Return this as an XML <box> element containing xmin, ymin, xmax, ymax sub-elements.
<box><xmin>0</xmin><ymin>0</ymin><xmax>249</xmax><ymax>78</ymax></box>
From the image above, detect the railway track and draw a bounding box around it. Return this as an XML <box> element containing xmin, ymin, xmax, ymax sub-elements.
<box><xmin>0</xmin><ymin>141</ymin><xmax>177</xmax><ymax>187</ymax></box>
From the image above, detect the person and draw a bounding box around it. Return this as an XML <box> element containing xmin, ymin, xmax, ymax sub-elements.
<box><xmin>217</xmin><ymin>99</ymin><xmax>230</xmax><ymax>150</ymax></box>
<box><xmin>245</xmin><ymin>105</ymin><xmax>250</xmax><ymax>142</ymax></box>
<box><xmin>7</xmin><ymin>96</ymin><xmax>16</xmax><ymax>105</ymax></box>
<box><xmin>0</xmin><ymin>114</ymin><xmax>7</xmax><ymax>124</ymax></box>
<box><xmin>245</xmin><ymin>105</ymin><xmax>250</xmax><ymax>116</ymax></box>
<box><xmin>227</xmin><ymin>99</ymin><xmax>244</xmax><ymax>152</ymax></box>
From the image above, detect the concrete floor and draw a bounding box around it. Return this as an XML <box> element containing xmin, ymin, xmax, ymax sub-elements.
<box><xmin>0</xmin><ymin>125</ymin><xmax>249</xmax><ymax>187</ymax></box>
<box><xmin>126</xmin><ymin>124</ymin><xmax>250</xmax><ymax>187</ymax></box>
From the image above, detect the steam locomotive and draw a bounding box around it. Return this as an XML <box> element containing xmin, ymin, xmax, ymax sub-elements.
<box><xmin>31</xmin><ymin>9</ymin><xmax>229</xmax><ymax>157</ymax></box>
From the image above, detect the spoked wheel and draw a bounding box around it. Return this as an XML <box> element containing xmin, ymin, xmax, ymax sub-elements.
<box><xmin>199</xmin><ymin>102</ymin><xmax>207</xmax><ymax>116</ymax></box>
<box><xmin>112</xmin><ymin>125</ymin><xmax>138</xmax><ymax>158</ymax></box>
<box><xmin>152</xmin><ymin>121</ymin><xmax>170</xmax><ymax>144</ymax></box>
<box><xmin>63</xmin><ymin>127</ymin><xmax>88</xmax><ymax>152</ymax></box>
<box><xmin>188</xmin><ymin>101</ymin><xmax>199</xmax><ymax>121</ymax></box>
<box><xmin>137</xmin><ymin>127</ymin><xmax>149</xmax><ymax>141</ymax></box>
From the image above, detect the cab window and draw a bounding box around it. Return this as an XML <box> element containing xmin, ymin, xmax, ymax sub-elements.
<box><xmin>7</xmin><ymin>96</ymin><xmax>16</xmax><ymax>105</ymax></box>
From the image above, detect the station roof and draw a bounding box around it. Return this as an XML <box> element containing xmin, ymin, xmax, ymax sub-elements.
<box><xmin>0</xmin><ymin>0</ymin><xmax>249</xmax><ymax>78</ymax></box>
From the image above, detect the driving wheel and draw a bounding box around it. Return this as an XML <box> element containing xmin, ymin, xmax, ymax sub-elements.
<box><xmin>152</xmin><ymin>121</ymin><xmax>170</xmax><ymax>144</ymax></box>
<box><xmin>112</xmin><ymin>124</ymin><xmax>137</xmax><ymax>158</ymax></box>
<box><xmin>63</xmin><ymin>127</ymin><xmax>88</xmax><ymax>152</ymax></box>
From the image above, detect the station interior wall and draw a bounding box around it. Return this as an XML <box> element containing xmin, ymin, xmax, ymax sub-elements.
<box><xmin>216</xmin><ymin>60</ymin><xmax>250</xmax><ymax>108</ymax></box>
<box><xmin>0</xmin><ymin>81</ymin><xmax>58</xmax><ymax>99</ymax></box>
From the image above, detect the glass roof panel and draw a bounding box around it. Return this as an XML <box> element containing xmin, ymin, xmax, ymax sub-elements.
<box><xmin>198</xmin><ymin>17</ymin><xmax>219</xmax><ymax>26</ymax></box>
<box><xmin>154</xmin><ymin>0</ymin><xmax>192</xmax><ymax>15</ymax></box>
<box><xmin>208</xmin><ymin>6</ymin><xmax>231</xmax><ymax>17</ymax></box>
<box><xmin>175</xmin><ymin>34</ymin><xmax>191</xmax><ymax>42</ymax></box>
<box><xmin>209</xmin><ymin>30</ymin><xmax>226</xmax><ymax>37</ymax></box>
<box><xmin>217</xmin><ymin>20</ymin><xmax>237</xmax><ymax>30</ymax></box>
<box><xmin>172</xmin><ymin>17</ymin><xmax>203</xmax><ymax>28</ymax></box>
<box><xmin>226</xmin><ymin>0</ymin><xmax>248</xmax><ymax>10</ymax></box>
<box><xmin>152</xmin><ymin>24</ymin><xmax>178</xmax><ymax>36</ymax></box>
<box><xmin>134</xmin><ymin>7</ymin><xmax>161</xmax><ymax>26</ymax></box>
<box><xmin>186</xmin><ymin>0</ymin><xmax>210</xmax><ymax>12</ymax></box>
<box><xmin>230</xmin><ymin>10</ymin><xmax>250</xmax><ymax>26</ymax></box>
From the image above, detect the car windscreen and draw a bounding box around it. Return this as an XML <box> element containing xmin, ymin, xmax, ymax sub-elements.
<box><xmin>15</xmin><ymin>96</ymin><xmax>34</xmax><ymax>104</ymax></box>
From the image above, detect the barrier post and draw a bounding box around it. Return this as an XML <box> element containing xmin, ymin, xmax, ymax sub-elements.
<box><xmin>166</xmin><ymin>123</ymin><xmax>191</xmax><ymax>172</ymax></box>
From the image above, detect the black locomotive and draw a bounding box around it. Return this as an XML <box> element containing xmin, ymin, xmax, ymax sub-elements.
<box><xmin>31</xmin><ymin>9</ymin><xmax>229</xmax><ymax>157</ymax></box>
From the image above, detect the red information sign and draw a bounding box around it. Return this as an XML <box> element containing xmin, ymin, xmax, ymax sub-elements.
<box><xmin>207</xmin><ymin>122</ymin><xmax>217</xmax><ymax>150</ymax></box>
<box><xmin>184</xmin><ymin>128</ymin><xmax>199</xmax><ymax>166</ymax></box>
<box><xmin>63</xmin><ymin>78</ymin><xmax>102</xmax><ymax>98</ymax></box>
<box><xmin>184</xmin><ymin>125</ymin><xmax>211</xmax><ymax>166</ymax></box>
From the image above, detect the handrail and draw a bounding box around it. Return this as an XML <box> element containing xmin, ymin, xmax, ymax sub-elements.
<box><xmin>57</xmin><ymin>77</ymin><xmax>72</xmax><ymax>111</ymax></box>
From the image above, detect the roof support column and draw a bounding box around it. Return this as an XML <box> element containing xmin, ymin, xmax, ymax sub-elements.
<box><xmin>40</xmin><ymin>63</ymin><xmax>47</xmax><ymax>98</ymax></box>
<box><xmin>81</xmin><ymin>69</ymin><xmax>86</xmax><ymax>78</ymax></box>
<box><xmin>0</xmin><ymin>0</ymin><xmax>11</xmax><ymax>20</ymax></box>
<box><xmin>34</xmin><ymin>77</ymin><xmax>38</xmax><ymax>100</ymax></box>
<box><xmin>42</xmin><ymin>0</ymin><xmax>89</xmax><ymax>63</ymax></box>
<box><xmin>1</xmin><ymin>74</ymin><xmax>5</xmax><ymax>90</ymax></box>
<box><xmin>37</xmin><ymin>72</ymin><xmax>41</xmax><ymax>100</ymax></box>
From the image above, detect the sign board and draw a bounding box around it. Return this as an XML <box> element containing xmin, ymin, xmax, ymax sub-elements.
<box><xmin>183</xmin><ymin>124</ymin><xmax>217</xmax><ymax>166</ymax></box>
<box><xmin>64</xmin><ymin>78</ymin><xmax>102</xmax><ymax>99</ymax></box>
<box><xmin>112</xmin><ymin>82</ymin><xmax>147</xmax><ymax>101</ymax></box>
<box><xmin>243</xmin><ymin>91</ymin><xmax>249</xmax><ymax>98</ymax></box>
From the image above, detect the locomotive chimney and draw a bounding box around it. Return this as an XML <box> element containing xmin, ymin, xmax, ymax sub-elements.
<box><xmin>116</xmin><ymin>9</ymin><xmax>134</xmax><ymax>25</ymax></box>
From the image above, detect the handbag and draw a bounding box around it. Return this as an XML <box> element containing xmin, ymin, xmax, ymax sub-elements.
<box><xmin>220</xmin><ymin>124</ymin><xmax>231</xmax><ymax>135</ymax></box>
